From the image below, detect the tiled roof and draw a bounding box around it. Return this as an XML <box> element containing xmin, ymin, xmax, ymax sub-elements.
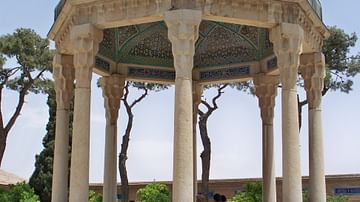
<box><xmin>0</xmin><ymin>169</ymin><xmax>25</xmax><ymax>185</ymax></box>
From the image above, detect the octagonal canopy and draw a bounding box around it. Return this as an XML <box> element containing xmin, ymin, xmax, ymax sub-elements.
<box><xmin>50</xmin><ymin>0</ymin><xmax>328</xmax><ymax>84</ymax></box>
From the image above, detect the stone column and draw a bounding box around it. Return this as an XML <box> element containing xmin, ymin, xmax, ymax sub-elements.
<box><xmin>270</xmin><ymin>23</ymin><xmax>304</xmax><ymax>202</ymax></box>
<box><xmin>300</xmin><ymin>53</ymin><xmax>326</xmax><ymax>202</ymax></box>
<box><xmin>52</xmin><ymin>54</ymin><xmax>74</xmax><ymax>202</ymax></box>
<box><xmin>192</xmin><ymin>82</ymin><xmax>203</xmax><ymax>201</ymax></box>
<box><xmin>254</xmin><ymin>75</ymin><xmax>278</xmax><ymax>202</ymax></box>
<box><xmin>164</xmin><ymin>9</ymin><xmax>202</xmax><ymax>202</ymax></box>
<box><xmin>69</xmin><ymin>24</ymin><xmax>103</xmax><ymax>202</ymax></box>
<box><xmin>100</xmin><ymin>75</ymin><xmax>125</xmax><ymax>202</ymax></box>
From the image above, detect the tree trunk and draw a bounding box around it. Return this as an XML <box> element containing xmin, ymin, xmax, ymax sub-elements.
<box><xmin>119</xmin><ymin>110</ymin><xmax>133</xmax><ymax>202</ymax></box>
<box><xmin>0</xmin><ymin>129</ymin><xmax>6</xmax><ymax>166</ymax></box>
<box><xmin>118</xmin><ymin>83</ymin><xmax>148</xmax><ymax>202</ymax></box>
<box><xmin>119</xmin><ymin>154</ymin><xmax>129</xmax><ymax>202</ymax></box>
<box><xmin>298</xmin><ymin>94</ymin><xmax>303</xmax><ymax>131</ymax></box>
<box><xmin>199</xmin><ymin>115</ymin><xmax>211</xmax><ymax>202</ymax></box>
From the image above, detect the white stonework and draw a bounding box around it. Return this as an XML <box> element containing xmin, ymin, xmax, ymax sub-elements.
<box><xmin>52</xmin><ymin>54</ymin><xmax>74</xmax><ymax>202</ymax></box>
<box><xmin>254</xmin><ymin>75</ymin><xmax>279</xmax><ymax>202</ymax></box>
<box><xmin>101</xmin><ymin>75</ymin><xmax>125</xmax><ymax>202</ymax></box>
<box><xmin>165</xmin><ymin>9</ymin><xmax>202</xmax><ymax>202</ymax></box>
<box><xmin>300</xmin><ymin>52</ymin><xmax>326</xmax><ymax>202</ymax></box>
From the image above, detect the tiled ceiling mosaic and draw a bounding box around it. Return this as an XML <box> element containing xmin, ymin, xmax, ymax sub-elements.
<box><xmin>98</xmin><ymin>20</ymin><xmax>273</xmax><ymax>69</ymax></box>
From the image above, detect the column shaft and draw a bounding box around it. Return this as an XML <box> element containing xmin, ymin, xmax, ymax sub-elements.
<box><xmin>165</xmin><ymin>9</ymin><xmax>202</xmax><ymax>202</ymax></box>
<box><xmin>103</xmin><ymin>124</ymin><xmax>118</xmax><ymax>202</ymax></box>
<box><xmin>52</xmin><ymin>54</ymin><xmax>74</xmax><ymax>202</ymax></box>
<box><xmin>254</xmin><ymin>75</ymin><xmax>278</xmax><ymax>202</ymax></box>
<box><xmin>173</xmin><ymin>78</ymin><xmax>194</xmax><ymax>202</ymax></box>
<box><xmin>52</xmin><ymin>110</ymin><xmax>69</xmax><ymax>202</ymax></box>
<box><xmin>309</xmin><ymin>108</ymin><xmax>326</xmax><ymax>202</ymax></box>
<box><xmin>262</xmin><ymin>124</ymin><xmax>276</xmax><ymax>202</ymax></box>
<box><xmin>70</xmin><ymin>88</ymin><xmax>91</xmax><ymax>202</ymax></box>
<box><xmin>300</xmin><ymin>53</ymin><xmax>326</xmax><ymax>202</ymax></box>
<box><xmin>192</xmin><ymin>82</ymin><xmax>202</xmax><ymax>201</ymax></box>
<box><xmin>69</xmin><ymin>24</ymin><xmax>103</xmax><ymax>202</ymax></box>
<box><xmin>101</xmin><ymin>75</ymin><xmax>125</xmax><ymax>202</ymax></box>
<box><xmin>270</xmin><ymin>23</ymin><xmax>304</xmax><ymax>202</ymax></box>
<box><xmin>281</xmin><ymin>87</ymin><xmax>302</xmax><ymax>201</ymax></box>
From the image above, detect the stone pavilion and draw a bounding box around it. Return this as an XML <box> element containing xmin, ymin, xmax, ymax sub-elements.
<box><xmin>48</xmin><ymin>0</ymin><xmax>329</xmax><ymax>202</ymax></box>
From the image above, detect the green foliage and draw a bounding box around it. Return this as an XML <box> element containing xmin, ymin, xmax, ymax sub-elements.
<box><xmin>0</xmin><ymin>28</ymin><xmax>53</xmax><ymax>94</ymax></box>
<box><xmin>322</xmin><ymin>26</ymin><xmax>360</xmax><ymax>93</ymax></box>
<box><xmin>229</xmin><ymin>182</ymin><xmax>262</xmax><ymax>202</ymax></box>
<box><xmin>0</xmin><ymin>183</ymin><xmax>40</xmax><ymax>202</ymax></box>
<box><xmin>303</xmin><ymin>190</ymin><xmax>349</xmax><ymax>202</ymax></box>
<box><xmin>129</xmin><ymin>81</ymin><xmax>169</xmax><ymax>92</ymax></box>
<box><xmin>137</xmin><ymin>183</ymin><xmax>171</xmax><ymax>202</ymax></box>
<box><xmin>89</xmin><ymin>190</ymin><xmax>102</xmax><ymax>202</ymax></box>
<box><xmin>327</xmin><ymin>195</ymin><xmax>348</xmax><ymax>202</ymax></box>
<box><xmin>303</xmin><ymin>190</ymin><xmax>310</xmax><ymax>202</ymax></box>
<box><xmin>228</xmin><ymin>81</ymin><xmax>255</xmax><ymax>95</ymax></box>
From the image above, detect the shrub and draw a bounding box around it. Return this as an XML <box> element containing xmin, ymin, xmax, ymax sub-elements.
<box><xmin>137</xmin><ymin>183</ymin><xmax>170</xmax><ymax>202</ymax></box>
<box><xmin>89</xmin><ymin>190</ymin><xmax>102</xmax><ymax>202</ymax></box>
<box><xmin>229</xmin><ymin>182</ymin><xmax>262</xmax><ymax>202</ymax></box>
<box><xmin>0</xmin><ymin>183</ymin><xmax>40</xmax><ymax>202</ymax></box>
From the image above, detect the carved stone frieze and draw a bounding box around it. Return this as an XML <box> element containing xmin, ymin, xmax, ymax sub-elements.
<box><xmin>53</xmin><ymin>54</ymin><xmax>75</xmax><ymax>110</ymax></box>
<box><xmin>73</xmin><ymin>0</ymin><xmax>171</xmax><ymax>27</ymax></box>
<box><xmin>55</xmin><ymin>17</ymin><xmax>75</xmax><ymax>55</ymax></box>
<box><xmin>203</xmin><ymin>0</ymin><xmax>325</xmax><ymax>52</ymax></box>
<box><xmin>300</xmin><ymin>52</ymin><xmax>325</xmax><ymax>109</ymax></box>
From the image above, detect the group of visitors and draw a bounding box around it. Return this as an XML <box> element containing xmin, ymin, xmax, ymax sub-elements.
<box><xmin>196</xmin><ymin>193</ymin><xmax>227</xmax><ymax>202</ymax></box>
<box><xmin>213</xmin><ymin>193</ymin><xmax>227</xmax><ymax>202</ymax></box>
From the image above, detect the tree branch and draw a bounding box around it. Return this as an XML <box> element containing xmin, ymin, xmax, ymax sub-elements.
<box><xmin>322</xmin><ymin>86</ymin><xmax>330</xmax><ymax>96</ymax></box>
<box><xmin>130</xmin><ymin>87</ymin><xmax>148</xmax><ymax>109</ymax></box>
<box><xmin>299</xmin><ymin>99</ymin><xmax>308</xmax><ymax>107</ymax></box>
<box><xmin>33</xmin><ymin>67</ymin><xmax>47</xmax><ymax>81</ymax></box>
<box><xmin>200</xmin><ymin>100</ymin><xmax>212</xmax><ymax>111</ymax></box>
<box><xmin>4</xmin><ymin>83</ymin><xmax>31</xmax><ymax>134</ymax></box>
<box><xmin>0</xmin><ymin>87</ymin><xmax>3</xmax><ymax>130</ymax></box>
<box><xmin>211</xmin><ymin>84</ymin><xmax>228</xmax><ymax>110</ymax></box>
<box><xmin>198</xmin><ymin>109</ymin><xmax>205</xmax><ymax>117</ymax></box>
<box><xmin>122</xmin><ymin>82</ymin><xmax>130</xmax><ymax>102</ymax></box>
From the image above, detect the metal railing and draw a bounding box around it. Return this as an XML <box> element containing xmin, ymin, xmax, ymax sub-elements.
<box><xmin>54</xmin><ymin>0</ymin><xmax>66</xmax><ymax>21</ymax></box>
<box><xmin>308</xmin><ymin>0</ymin><xmax>323</xmax><ymax>20</ymax></box>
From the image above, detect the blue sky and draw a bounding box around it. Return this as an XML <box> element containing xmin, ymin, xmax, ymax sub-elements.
<box><xmin>0</xmin><ymin>1</ymin><xmax>359</xmax><ymax>183</ymax></box>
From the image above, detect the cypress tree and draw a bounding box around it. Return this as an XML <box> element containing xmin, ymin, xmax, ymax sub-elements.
<box><xmin>29</xmin><ymin>88</ymin><xmax>56</xmax><ymax>202</ymax></box>
<box><xmin>29</xmin><ymin>87</ymin><xmax>73</xmax><ymax>202</ymax></box>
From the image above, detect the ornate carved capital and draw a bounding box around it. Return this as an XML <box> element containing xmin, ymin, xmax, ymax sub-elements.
<box><xmin>100</xmin><ymin>74</ymin><xmax>126</xmax><ymax>125</ymax></box>
<box><xmin>254</xmin><ymin>75</ymin><xmax>279</xmax><ymax>125</ymax></box>
<box><xmin>70</xmin><ymin>24</ymin><xmax>103</xmax><ymax>88</ymax></box>
<box><xmin>53</xmin><ymin>54</ymin><xmax>75</xmax><ymax>110</ymax></box>
<box><xmin>270</xmin><ymin>23</ymin><xmax>304</xmax><ymax>89</ymax></box>
<box><xmin>300</xmin><ymin>52</ymin><xmax>325</xmax><ymax>109</ymax></box>
<box><xmin>165</xmin><ymin>10</ymin><xmax>202</xmax><ymax>79</ymax></box>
